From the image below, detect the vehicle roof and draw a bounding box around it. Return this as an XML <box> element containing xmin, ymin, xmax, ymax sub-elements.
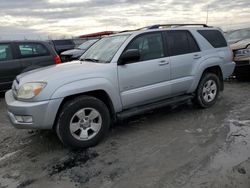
<box><xmin>0</xmin><ymin>40</ymin><xmax>50</xmax><ymax>44</ymax></box>
<box><xmin>49</xmin><ymin>39</ymin><xmax>73</xmax><ymax>41</ymax></box>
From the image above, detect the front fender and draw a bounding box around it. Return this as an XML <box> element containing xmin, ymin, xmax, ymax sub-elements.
<box><xmin>50</xmin><ymin>78</ymin><xmax>122</xmax><ymax>112</ymax></box>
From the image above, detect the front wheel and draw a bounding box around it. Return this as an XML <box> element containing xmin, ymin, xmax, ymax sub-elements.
<box><xmin>193</xmin><ymin>73</ymin><xmax>220</xmax><ymax>108</ymax></box>
<box><xmin>56</xmin><ymin>96</ymin><xmax>111</xmax><ymax>149</ymax></box>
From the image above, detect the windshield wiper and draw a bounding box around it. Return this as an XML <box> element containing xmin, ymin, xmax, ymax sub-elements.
<box><xmin>81</xmin><ymin>58</ymin><xmax>100</xmax><ymax>62</ymax></box>
<box><xmin>232</xmin><ymin>38</ymin><xmax>247</xmax><ymax>44</ymax></box>
<box><xmin>80</xmin><ymin>58</ymin><xmax>109</xmax><ymax>63</ymax></box>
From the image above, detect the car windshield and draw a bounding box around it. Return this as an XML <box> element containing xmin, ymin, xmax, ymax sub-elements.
<box><xmin>226</xmin><ymin>29</ymin><xmax>250</xmax><ymax>43</ymax></box>
<box><xmin>80</xmin><ymin>34</ymin><xmax>130</xmax><ymax>63</ymax></box>
<box><xmin>77</xmin><ymin>39</ymin><xmax>98</xmax><ymax>50</ymax></box>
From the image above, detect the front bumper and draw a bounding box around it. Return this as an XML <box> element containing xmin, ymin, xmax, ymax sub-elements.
<box><xmin>5</xmin><ymin>90</ymin><xmax>63</xmax><ymax>129</ymax></box>
<box><xmin>233</xmin><ymin>60</ymin><xmax>250</xmax><ymax>76</ymax></box>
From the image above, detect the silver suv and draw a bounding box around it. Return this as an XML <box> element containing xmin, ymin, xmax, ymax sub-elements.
<box><xmin>5</xmin><ymin>24</ymin><xmax>235</xmax><ymax>148</ymax></box>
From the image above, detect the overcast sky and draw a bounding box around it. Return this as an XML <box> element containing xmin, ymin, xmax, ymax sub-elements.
<box><xmin>0</xmin><ymin>0</ymin><xmax>250</xmax><ymax>40</ymax></box>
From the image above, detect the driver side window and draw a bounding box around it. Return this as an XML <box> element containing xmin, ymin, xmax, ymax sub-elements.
<box><xmin>127</xmin><ymin>32</ymin><xmax>164</xmax><ymax>62</ymax></box>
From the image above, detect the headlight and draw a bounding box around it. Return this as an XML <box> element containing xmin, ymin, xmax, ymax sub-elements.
<box><xmin>17</xmin><ymin>82</ymin><xmax>46</xmax><ymax>99</ymax></box>
<box><xmin>234</xmin><ymin>48</ymin><xmax>250</xmax><ymax>58</ymax></box>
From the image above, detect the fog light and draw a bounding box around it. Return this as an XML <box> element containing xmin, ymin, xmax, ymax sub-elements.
<box><xmin>22</xmin><ymin>116</ymin><xmax>33</xmax><ymax>123</ymax></box>
<box><xmin>15</xmin><ymin>116</ymin><xmax>23</xmax><ymax>122</ymax></box>
<box><xmin>15</xmin><ymin>115</ymin><xmax>33</xmax><ymax>123</ymax></box>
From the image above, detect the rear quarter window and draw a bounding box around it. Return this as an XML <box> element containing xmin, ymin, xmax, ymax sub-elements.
<box><xmin>198</xmin><ymin>30</ymin><xmax>227</xmax><ymax>48</ymax></box>
<box><xmin>18</xmin><ymin>43</ymin><xmax>50</xmax><ymax>58</ymax></box>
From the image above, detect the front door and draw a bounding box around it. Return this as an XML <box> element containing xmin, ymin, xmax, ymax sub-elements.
<box><xmin>118</xmin><ymin>32</ymin><xmax>171</xmax><ymax>109</ymax></box>
<box><xmin>0</xmin><ymin>43</ymin><xmax>21</xmax><ymax>91</ymax></box>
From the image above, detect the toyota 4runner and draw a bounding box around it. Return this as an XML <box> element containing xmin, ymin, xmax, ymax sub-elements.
<box><xmin>5</xmin><ymin>24</ymin><xmax>235</xmax><ymax>148</ymax></box>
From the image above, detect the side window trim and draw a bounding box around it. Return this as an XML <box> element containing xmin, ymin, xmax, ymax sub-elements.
<box><xmin>119</xmin><ymin>31</ymin><xmax>167</xmax><ymax>64</ymax></box>
<box><xmin>186</xmin><ymin>31</ymin><xmax>201</xmax><ymax>52</ymax></box>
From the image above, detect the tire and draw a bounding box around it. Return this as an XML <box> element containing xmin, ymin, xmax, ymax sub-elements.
<box><xmin>56</xmin><ymin>96</ymin><xmax>111</xmax><ymax>149</ymax></box>
<box><xmin>193</xmin><ymin>73</ymin><xmax>220</xmax><ymax>108</ymax></box>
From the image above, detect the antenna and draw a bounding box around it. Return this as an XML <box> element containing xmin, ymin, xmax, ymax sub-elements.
<box><xmin>206</xmin><ymin>5</ymin><xmax>209</xmax><ymax>25</ymax></box>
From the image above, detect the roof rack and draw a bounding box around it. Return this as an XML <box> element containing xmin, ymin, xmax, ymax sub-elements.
<box><xmin>142</xmin><ymin>24</ymin><xmax>210</xmax><ymax>30</ymax></box>
<box><xmin>118</xmin><ymin>24</ymin><xmax>211</xmax><ymax>34</ymax></box>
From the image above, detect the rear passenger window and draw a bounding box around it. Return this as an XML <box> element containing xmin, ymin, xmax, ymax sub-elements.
<box><xmin>126</xmin><ymin>32</ymin><xmax>164</xmax><ymax>61</ymax></box>
<box><xmin>0</xmin><ymin>44</ymin><xmax>13</xmax><ymax>61</ymax></box>
<box><xmin>18</xmin><ymin>43</ymin><xmax>50</xmax><ymax>58</ymax></box>
<box><xmin>198</xmin><ymin>30</ymin><xmax>227</xmax><ymax>48</ymax></box>
<box><xmin>166</xmin><ymin>30</ymin><xmax>200</xmax><ymax>56</ymax></box>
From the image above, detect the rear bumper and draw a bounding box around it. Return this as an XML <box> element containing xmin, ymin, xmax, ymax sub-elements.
<box><xmin>5</xmin><ymin>90</ymin><xmax>63</xmax><ymax>129</ymax></box>
<box><xmin>222</xmin><ymin>61</ymin><xmax>236</xmax><ymax>79</ymax></box>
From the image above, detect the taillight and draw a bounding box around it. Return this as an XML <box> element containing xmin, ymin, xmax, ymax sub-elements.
<box><xmin>54</xmin><ymin>55</ymin><xmax>62</xmax><ymax>64</ymax></box>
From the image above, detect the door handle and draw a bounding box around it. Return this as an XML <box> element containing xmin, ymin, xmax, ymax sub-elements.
<box><xmin>158</xmin><ymin>60</ymin><xmax>169</xmax><ymax>66</ymax></box>
<box><xmin>193</xmin><ymin>54</ymin><xmax>201</xmax><ymax>59</ymax></box>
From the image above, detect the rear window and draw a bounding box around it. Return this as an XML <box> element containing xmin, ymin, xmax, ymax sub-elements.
<box><xmin>166</xmin><ymin>30</ymin><xmax>200</xmax><ymax>56</ymax></box>
<box><xmin>198</xmin><ymin>30</ymin><xmax>227</xmax><ymax>48</ymax></box>
<box><xmin>18</xmin><ymin>43</ymin><xmax>50</xmax><ymax>58</ymax></box>
<box><xmin>0</xmin><ymin>44</ymin><xmax>13</xmax><ymax>61</ymax></box>
<box><xmin>53</xmin><ymin>40</ymin><xmax>74</xmax><ymax>45</ymax></box>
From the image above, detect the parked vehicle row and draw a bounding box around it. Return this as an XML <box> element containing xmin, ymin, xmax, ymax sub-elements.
<box><xmin>226</xmin><ymin>28</ymin><xmax>250</xmax><ymax>80</ymax></box>
<box><xmin>5</xmin><ymin>24</ymin><xmax>235</xmax><ymax>148</ymax></box>
<box><xmin>0</xmin><ymin>41</ymin><xmax>61</xmax><ymax>92</ymax></box>
<box><xmin>48</xmin><ymin>39</ymin><xmax>75</xmax><ymax>55</ymax></box>
<box><xmin>60</xmin><ymin>39</ymin><xmax>99</xmax><ymax>62</ymax></box>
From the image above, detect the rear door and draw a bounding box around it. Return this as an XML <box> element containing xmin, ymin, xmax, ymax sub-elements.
<box><xmin>164</xmin><ymin>30</ymin><xmax>201</xmax><ymax>95</ymax></box>
<box><xmin>118</xmin><ymin>32</ymin><xmax>171</xmax><ymax>109</ymax></box>
<box><xmin>0</xmin><ymin>43</ymin><xmax>22</xmax><ymax>91</ymax></box>
<box><xmin>15</xmin><ymin>42</ymin><xmax>54</xmax><ymax>72</ymax></box>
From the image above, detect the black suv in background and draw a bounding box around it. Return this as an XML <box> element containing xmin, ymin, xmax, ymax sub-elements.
<box><xmin>49</xmin><ymin>39</ymin><xmax>75</xmax><ymax>54</ymax></box>
<box><xmin>0</xmin><ymin>41</ymin><xmax>61</xmax><ymax>92</ymax></box>
<box><xmin>60</xmin><ymin>39</ymin><xmax>99</xmax><ymax>62</ymax></box>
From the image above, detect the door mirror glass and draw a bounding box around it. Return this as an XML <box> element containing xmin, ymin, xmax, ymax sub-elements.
<box><xmin>119</xmin><ymin>49</ymin><xmax>140</xmax><ymax>65</ymax></box>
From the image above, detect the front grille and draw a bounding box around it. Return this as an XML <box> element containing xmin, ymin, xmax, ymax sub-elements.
<box><xmin>235</xmin><ymin>60</ymin><xmax>250</xmax><ymax>66</ymax></box>
<box><xmin>60</xmin><ymin>55</ymin><xmax>73</xmax><ymax>62</ymax></box>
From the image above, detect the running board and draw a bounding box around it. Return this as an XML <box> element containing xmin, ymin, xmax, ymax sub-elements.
<box><xmin>117</xmin><ymin>95</ymin><xmax>193</xmax><ymax>120</ymax></box>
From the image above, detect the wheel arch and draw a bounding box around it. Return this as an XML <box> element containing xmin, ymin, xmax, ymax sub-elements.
<box><xmin>201</xmin><ymin>66</ymin><xmax>224</xmax><ymax>91</ymax></box>
<box><xmin>189</xmin><ymin>62</ymin><xmax>224</xmax><ymax>93</ymax></box>
<box><xmin>53</xmin><ymin>89</ymin><xmax>116</xmax><ymax>130</ymax></box>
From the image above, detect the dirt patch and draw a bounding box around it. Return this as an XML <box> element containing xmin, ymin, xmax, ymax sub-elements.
<box><xmin>49</xmin><ymin>150</ymin><xmax>99</xmax><ymax>176</ymax></box>
<box><xmin>16</xmin><ymin>179</ymin><xmax>36</xmax><ymax>188</ymax></box>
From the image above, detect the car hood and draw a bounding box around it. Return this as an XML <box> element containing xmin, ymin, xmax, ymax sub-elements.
<box><xmin>230</xmin><ymin>39</ymin><xmax>250</xmax><ymax>50</ymax></box>
<box><xmin>17</xmin><ymin>61</ymin><xmax>109</xmax><ymax>85</ymax></box>
<box><xmin>61</xmin><ymin>49</ymin><xmax>85</xmax><ymax>57</ymax></box>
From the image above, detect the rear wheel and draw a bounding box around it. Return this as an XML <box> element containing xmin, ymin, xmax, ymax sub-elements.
<box><xmin>194</xmin><ymin>73</ymin><xmax>220</xmax><ymax>108</ymax></box>
<box><xmin>56</xmin><ymin>96</ymin><xmax>110</xmax><ymax>148</ymax></box>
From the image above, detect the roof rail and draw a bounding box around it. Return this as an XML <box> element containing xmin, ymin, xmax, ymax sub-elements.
<box><xmin>117</xmin><ymin>24</ymin><xmax>211</xmax><ymax>34</ymax></box>
<box><xmin>143</xmin><ymin>24</ymin><xmax>210</xmax><ymax>29</ymax></box>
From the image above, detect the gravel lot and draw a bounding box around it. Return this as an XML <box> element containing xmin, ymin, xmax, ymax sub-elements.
<box><xmin>0</xmin><ymin>80</ymin><xmax>250</xmax><ymax>188</ymax></box>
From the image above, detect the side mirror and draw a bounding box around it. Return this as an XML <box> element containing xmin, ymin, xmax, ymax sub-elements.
<box><xmin>119</xmin><ymin>49</ymin><xmax>140</xmax><ymax>65</ymax></box>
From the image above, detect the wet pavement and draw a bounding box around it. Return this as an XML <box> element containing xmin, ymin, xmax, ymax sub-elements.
<box><xmin>0</xmin><ymin>80</ymin><xmax>250</xmax><ymax>188</ymax></box>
